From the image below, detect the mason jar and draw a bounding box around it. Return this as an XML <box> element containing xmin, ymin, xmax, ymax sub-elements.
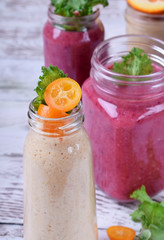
<box><xmin>82</xmin><ymin>35</ymin><xmax>164</xmax><ymax>201</ymax></box>
<box><xmin>125</xmin><ymin>4</ymin><xmax>164</xmax><ymax>41</ymax></box>
<box><xmin>43</xmin><ymin>5</ymin><xmax>104</xmax><ymax>86</ymax></box>
<box><xmin>24</xmin><ymin>100</ymin><xmax>98</xmax><ymax>239</ymax></box>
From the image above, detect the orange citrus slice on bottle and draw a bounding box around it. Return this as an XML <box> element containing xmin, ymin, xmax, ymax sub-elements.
<box><xmin>37</xmin><ymin>104</ymin><xmax>68</xmax><ymax>118</ymax></box>
<box><xmin>44</xmin><ymin>78</ymin><xmax>81</xmax><ymax>112</ymax></box>
<box><xmin>107</xmin><ymin>226</ymin><xmax>136</xmax><ymax>240</ymax></box>
<box><xmin>37</xmin><ymin>104</ymin><xmax>69</xmax><ymax>134</ymax></box>
<box><xmin>126</xmin><ymin>0</ymin><xmax>164</xmax><ymax>14</ymax></box>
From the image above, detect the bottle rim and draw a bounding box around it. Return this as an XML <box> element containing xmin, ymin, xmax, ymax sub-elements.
<box><xmin>28</xmin><ymin>99</ymin><xmax>84</xmax><ymax>136</ymax></box>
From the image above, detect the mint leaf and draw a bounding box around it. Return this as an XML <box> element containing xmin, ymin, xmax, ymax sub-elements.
<box><xmin>112</xmin><ymin>47</ymin><xmax>153</xmax><ymax>76</ymax></box>
<box><xmin>33</xmin><ymin>65</ymin><xmax>67</xmax><ymax>110</ymax></box>
<box><xmin>130</xmin><ymin>186</ymin><xmax>164</xmax><ymax>240</ymax></box>
<box><xmin>51</xmin><ymin>0</ymin><xmax>108</xmax><ymax>17</ymax></box>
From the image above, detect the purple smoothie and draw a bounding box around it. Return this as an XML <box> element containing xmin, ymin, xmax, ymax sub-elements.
<box><xmin>82</xmin><ymin>62</ymin><xmax>164</xmax><ymax>201</ymax></box>
<box><xmin>43</xmin><ymin>12</ymin><xmax>104</xmax><ymax>86</ymax></box>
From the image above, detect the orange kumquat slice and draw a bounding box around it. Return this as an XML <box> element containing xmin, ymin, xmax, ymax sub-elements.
<box><xmin>44</xmin><ymin>78</ymin><xmax>81</xmax><ymax>112</ymax></box>
<box><xmin>37</xmin><ymin>104</ymin><xmax>69</xmax><ymax>135</ymax></box>
<box><xmin>107</xmin><ymin>226</ymin><xmax>136</xmax><ymax>240</ymax></box>
<box><xmin>37</xmin><ymin>104</ymin><xmax>68</xmax><ymax>118</ymax></box>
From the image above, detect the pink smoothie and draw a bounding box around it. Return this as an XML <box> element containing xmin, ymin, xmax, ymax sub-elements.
<box><xmin>43</xmin><ymin>21</ymin><xmax>104</xmax><ymax>86</ymax></box>
<box><xmin>82</xmin><ymin>65</ymin><xmax>164</xmax><ymax>201</ymax></box>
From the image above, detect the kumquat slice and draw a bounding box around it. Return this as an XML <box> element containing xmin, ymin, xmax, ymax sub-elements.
<box><xmin>37</xmin><ymin>104</ymin><xmax>68</xmax><ymax>118</ymax></box>
<box><xmin>44</xmin><ymin>78</ymin><xmax>81</xmax><ymax>112</ymax></box>
<box><xmin>107</xmin><ymin>226</ymin><xmax>136</xmax><ymax>240</ymax></box>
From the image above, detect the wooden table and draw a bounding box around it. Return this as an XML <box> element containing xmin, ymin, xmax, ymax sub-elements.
<box><xmin>1</xmin><ymin>0</ymin><xmax>164</xmax><ymax>239</ymax></box>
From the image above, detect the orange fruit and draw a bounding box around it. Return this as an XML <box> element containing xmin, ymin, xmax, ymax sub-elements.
<box><xmin>126</xmin><ymin>0</ymin><xmax>164</xmax><ymax>14</ymax></box>
<box><xmin>107</xmin><ymin>226</ymin><xmax>136</xmax><ymax>240</ymax></box>
<box><xmin>37</xmin><ymin>104</ymin><xmax>68</xmax><ymax>118</ymax></box>
<box><xmin>37</xmin><ymin>104</ymin><xmax>69</xmax><ymax>135</ymax></box>
<box><xmin>44</xmin><ymin>78</ymin><xmax>81</xmax><ymax>112</ymax></box>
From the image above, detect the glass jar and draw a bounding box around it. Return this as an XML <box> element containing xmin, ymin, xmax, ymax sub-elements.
<box><xmin>43</xmin><ymin>5</ymin><xmax>104</xmax><ymax>86</ymax></box>
<box><xmin>125</xmin><ymin>4</ymin><xmax>164</xmax><ymax>41</ymax></box>
<box><xmin>24</xmin><ymin>100</ymin><xmax>98</xmax><ymax>239</ymax></box>
<box><xmin>82</xmin><ymin>35</ymin><xmax>164</xmax><ymax>201</ymax></box>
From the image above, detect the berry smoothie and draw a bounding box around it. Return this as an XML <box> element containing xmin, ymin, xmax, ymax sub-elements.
<box><xmin>82</xmin><ymin>64</ymin><xmax>164</xmax><ymax>201</ymax></box>
<box><xmin>43</xmin><ymin>20</ymin><xmax>104</xmax><ymax>86</ymax></box>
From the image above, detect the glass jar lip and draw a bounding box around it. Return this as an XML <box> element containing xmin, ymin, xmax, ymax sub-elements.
<box><xmin>92</xmin><ymin>34</ymin><xmax>164</xmax><ymax>85</ymax></box>
<box><xmin>29</xmin><ymin>98</ymin><xmax>83</xmax><ymax>122</ymax></box>
<box><xmin>48</xmin><ymin>4</ymin><xmax>100</xmax><ymax>31</ymax></box>
<box><xmin>48</xmin><ymin>4</ymin><xmax>100</xmax><ymax>21</ymax></box>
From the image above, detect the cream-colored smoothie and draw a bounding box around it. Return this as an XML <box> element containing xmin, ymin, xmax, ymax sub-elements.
<box><xmin>24</xmin><ymin>102</ymin><xmax>98</xmax><ymax>240</ymax></box>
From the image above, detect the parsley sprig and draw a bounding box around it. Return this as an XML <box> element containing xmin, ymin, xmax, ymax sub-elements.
<box><xmin>33</xmin><ymin>65</ymin><xmax>67</xmax><ymax>110</ymax></box>
<box><xmin>130</xmin><ymin>186</ymin><xmax>164</xmax><ymax>240</ymax></box>
<box><xmin>112</xmin><ymin>47</ymin><xmax>153</xmax><ymax>76</ymax></box>
<box><xmin>51</xmin><ymin>0</ymin><xmax>108</xmax><ymax>17</ymax></box>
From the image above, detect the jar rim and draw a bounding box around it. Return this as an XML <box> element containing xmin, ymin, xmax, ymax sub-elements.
<box><xmin>48</xmin><ymin>4</ymin><xmax>100</xmax><ymax>20</ymax></box>
<box><xmin>92</xmin><ymin>34</ymin><xmax>164</xmax><ymax>85</ymax></box>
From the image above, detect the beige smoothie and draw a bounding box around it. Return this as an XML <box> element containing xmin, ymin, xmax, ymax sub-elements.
<box><xmin>24</xmin><ymin>127</ymin><xmax>98</xmax><ymax>240</ymax></box>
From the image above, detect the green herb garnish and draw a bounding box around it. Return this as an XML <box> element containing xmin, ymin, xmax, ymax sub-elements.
<box><xmin>51</xmin><ymin>0</ymin><xmax>108</xmax><ymax>17</ymax></box>
<box><xmin>130</xmin><ymin>185</ymin><xmax>164</xmax><ymax>240</ymax></box>
<box><xmin>33</xmin><ymin>65</ymin><xmax>67</xmax><ymax>110</ymax></box>
<box><xmin>138</xmin><ymin>230</ymin><xmax>151</xmax><ymax>240</ymax></box>
<box><xmin>112</xmin><ymin>47</ymin><xmax>153</xmax><ymax>76</ymax></box>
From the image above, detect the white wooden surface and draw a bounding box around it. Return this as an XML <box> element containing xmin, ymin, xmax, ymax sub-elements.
<box><xmin>1</xmin><ymin>0</ymin><xmax>164</xmax><ymax>239</ymax></box>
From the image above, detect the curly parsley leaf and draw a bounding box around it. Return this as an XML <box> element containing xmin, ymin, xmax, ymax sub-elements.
<box><xmin>130</xmin><ymin>186</ymin><xmax>164</xmax><ymax>240</ymax></box>
<box><xmin>33</xmin><ymin>65</ymin><xmax>67</xmax><ymax>110</ymax></box>
<box><xmin>51</xmin><ymin>0</ymin><xmax>108</xmax><ymax>17</ymax></box>
<box><xmin>130</xmin><ymin>185</ymin><xmax>153</xmax><ymax>204</ymax></box>
<box><xmin>112</xmin><ymin>47</ymin><xmax>153</xmax><ymax>76</ymax></box>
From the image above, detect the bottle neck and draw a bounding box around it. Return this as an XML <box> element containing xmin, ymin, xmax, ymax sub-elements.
<box><xmin>91</xmin><ymin>34</ymin><xmax>164</xmax><ymax>101</ymax></box>
<box><xmin>48</xmin><ymin>4</ymin><xmax>100</xmax><ymax>31</ymax></box>
<box><xmin>28</xmin><ymin>100</ymin><xmax>84</xmax><ymax>137</ymax></box>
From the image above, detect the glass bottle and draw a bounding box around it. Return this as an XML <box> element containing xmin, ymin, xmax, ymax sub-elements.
<box><xmin>24</xmin><ymin>100</ymin><xmax>98</xmax><ymax>239</ymax></box>
<box><xmin>82</xmin><ymin>34</ymin><xmax>164</xmax><ymax>201</ymax></box>
<box><xmin>125</xmin><ymin>4</ymin><xmax>164</xmax><ymax>41</ymax></box>
<box><xmin>43</xmin><ymin>4</ymin><xmax>104</xmax><ymax>86</ymax></box>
